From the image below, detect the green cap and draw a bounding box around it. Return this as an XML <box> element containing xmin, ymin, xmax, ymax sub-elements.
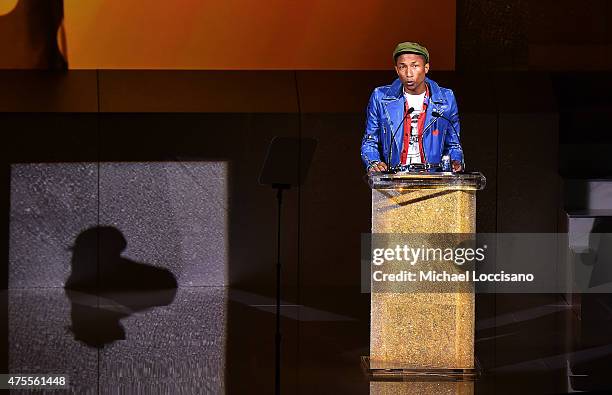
<box><xmin>393</xmin><ymin>42</ymin><xmax>429</xmax><ymax>63</ymax></box>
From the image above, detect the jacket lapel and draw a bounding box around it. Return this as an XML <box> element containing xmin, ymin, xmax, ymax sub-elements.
<box><xmin>422</xmin><ymin>78</ymin><xmax>439</xmax><ymax>137</ymax></box>
<box><xmin>422</xmin><ymin>78</ymin><xmax>447</xmax><ymax>162</ymax></box>
<box><xmin>385</xmin><ymin>99</ymin><xmax>405</xmax><ymax>149</ymax></box>
<box><xmin>382</xmin><ymin>78</ymin><xmax>405</xmax><ymax>165</ymax></box>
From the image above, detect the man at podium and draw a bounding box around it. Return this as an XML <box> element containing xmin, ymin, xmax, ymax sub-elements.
<box><xmin>361</xmin><ymin>42</ymin><xmax>464</xmax><ymax>174</ymax></box>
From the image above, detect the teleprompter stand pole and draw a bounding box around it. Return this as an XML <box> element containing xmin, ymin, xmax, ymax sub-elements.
<box><xmin>274</xmin><ymin>183</ymin><xmax>288</xmax><ymax>395</ymax></box>
<box><xmin>259</xmin><ymin>137</ymin><xmax>316</xmax><ymax>395</ymax></box>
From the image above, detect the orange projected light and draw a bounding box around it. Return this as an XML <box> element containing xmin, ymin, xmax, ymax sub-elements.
<box><xmin>63</xmin><ymin>0</ymin><xmax>455</xmax><ymax>70</ymax></box>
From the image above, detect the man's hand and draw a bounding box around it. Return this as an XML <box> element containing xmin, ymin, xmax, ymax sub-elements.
<box><xmin>368</xmin><ymin>161</ymin><xmax>388</xmax><ymax>173</ymax></box>
<box><xmin>451</xmin><ymin>160</ymin><xmax>463</xmax><ymax>173</ymax></box>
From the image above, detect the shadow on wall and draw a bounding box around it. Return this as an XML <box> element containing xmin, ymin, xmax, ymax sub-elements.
<box><xmin>64</xmin><ymin>226</ymin><xmax>177</xmax><ymax>348</ymax></box>
<box><xmin>0</xmin><ymin>0</ymin><xmax>67</xmax><ymax>69</ymax></box>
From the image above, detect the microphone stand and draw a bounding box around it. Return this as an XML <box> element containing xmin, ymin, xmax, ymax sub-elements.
<box><xmin>272</xmin><ymin>183</ymin><xmax>288</xmax><ymax>395</ymax></box>
<box><xmin>431</xmin><ymin>110</ymin><xmax>463</xmax><ymax>171</ymax></box>
<box><xmin>385</xmin><ymin>106</ymin><xmax>414</xmax><ymax>173</ymax></box>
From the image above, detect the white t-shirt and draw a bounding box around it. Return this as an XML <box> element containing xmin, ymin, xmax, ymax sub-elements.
<box><xmin>402</xmin><ymin>90</ymin><xmax>426</xmax><ymax>165</ymax></box>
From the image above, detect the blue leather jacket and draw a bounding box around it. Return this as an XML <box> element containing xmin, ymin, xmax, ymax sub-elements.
<box><xmin>360</xmin><ymin>77</ymin><xmax>464</xmax><ymax>170</ymax></box>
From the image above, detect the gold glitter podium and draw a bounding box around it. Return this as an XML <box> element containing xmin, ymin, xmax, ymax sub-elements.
<box><xmin>363</xmin><ymin>171</ymin><xmax>486</xmax><ymax>380</ymax></box>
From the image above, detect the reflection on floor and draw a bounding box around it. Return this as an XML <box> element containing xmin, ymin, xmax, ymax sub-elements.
<box><xmin>6</xmin><ymin>288</ymin><xmax>612</xmax><ymax>394</ymax></box>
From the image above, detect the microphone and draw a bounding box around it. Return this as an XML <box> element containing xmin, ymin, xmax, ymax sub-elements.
<box><xmin>428</xmin><ymin>110</ymin><xmax>463</xmax><ymax>171</ymax></box>
<box><xmin>385</xmin><ymin>106</ymin><xmax>414</xmax><ymax>173</ymax></box>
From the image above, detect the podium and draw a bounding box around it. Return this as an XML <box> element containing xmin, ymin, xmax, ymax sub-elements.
<box><xmin>363</xmin><ymin>171</ymin><xmax>486</xmax><ymax>380</ymax></box>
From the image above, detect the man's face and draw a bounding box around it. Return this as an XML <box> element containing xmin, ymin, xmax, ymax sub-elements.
<box><xmin>394</xmin><ymin>53</ymin><xmax>429</xmax><ymax>94</ymax></box>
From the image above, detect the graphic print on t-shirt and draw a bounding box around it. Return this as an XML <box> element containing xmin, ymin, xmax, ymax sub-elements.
<box><xmin>402</xmin><ymin>90</ymin><xmax>426</xmax><ymax>165</ymax></box>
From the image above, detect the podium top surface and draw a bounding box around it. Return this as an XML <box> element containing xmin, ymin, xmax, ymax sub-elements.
<box><xmin>368</xmin><ymin>171</ymin><xmax>486</xmax><ymax>190</ymax></box>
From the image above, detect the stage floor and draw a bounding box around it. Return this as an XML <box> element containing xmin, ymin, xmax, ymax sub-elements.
<box><xmin>4</xmin><ymin>287</ymin><xmax>612</xmax><ymax>393</ymax></box>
